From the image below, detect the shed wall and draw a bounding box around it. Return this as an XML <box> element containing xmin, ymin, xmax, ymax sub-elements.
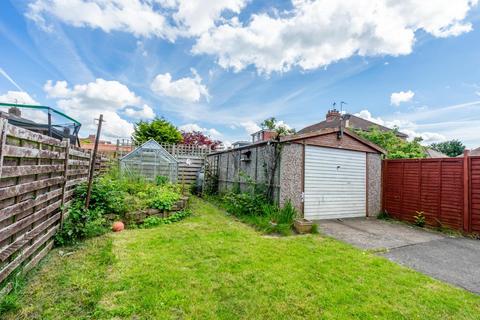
<box><xmin>279</xmin><ymin>143</ymin><xmax>303</xmax><ymax>213</ymax></box>
<box><xmin>367</xmin><ymin>153</ymin><xmax>382</xmax><ymax>216</ymax></box>
<box><xmin>303</xmin><ymin>132</ymin><xmax>378</xmax><ymax>153</ymax></box>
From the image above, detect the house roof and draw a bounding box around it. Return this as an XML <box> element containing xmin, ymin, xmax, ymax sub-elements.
<box><xmin>424</xmin><ymin>148</ymin><xmax>449</xmax><ymax>158</ymax></box>
<box><xmin>297</xmin><ymin>113</ymin><xmax>409</xmax><ymax>139</ymax></box>
<box><xmin>457</xmin><ymin>147</ymin><xmax>480</xmax><ymax>157</ymax></box>
<box><xmin>281</xmin><ymin>127</ymin><xmax>386</xmax><ymax>154</ymax></box>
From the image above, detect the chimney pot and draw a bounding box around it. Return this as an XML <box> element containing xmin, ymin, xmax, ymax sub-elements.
<box><xmin>326</xmin><ymin>109</ymin><xmax>341</xmax><ymax>122</ymax></box>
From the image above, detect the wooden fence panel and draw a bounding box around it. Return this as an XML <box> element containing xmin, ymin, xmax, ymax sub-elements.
<box><xmin>383</xmin><ymin>157</ymin><xmax>469</xmax><ymax>232</ymax></box>
<box><xmin>0</xmin><ymin>119</ymin><xmax>107</xmax><ymax>292</ymax></box>
<box><xmin>177</xmin><ymin>155</ymin><xmax>204</xmax><ymax>185</ymax></box>
<box><xmin>471</xmin><ymin>156</ymin><xmax>480</xmax><ymax>233</ymax></box>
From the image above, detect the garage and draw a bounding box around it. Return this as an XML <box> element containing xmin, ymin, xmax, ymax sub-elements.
<box><xmin>304</xmin><ymin>146</ymin><xmax>366</xmax><ymax>220</ymax></box>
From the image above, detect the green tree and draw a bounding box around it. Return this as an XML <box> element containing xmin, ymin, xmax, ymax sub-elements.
<box><xmin>260</xmin><ymin>117</ymin><xmax>295</xmax><ymax>139</ymax></box>
<box><xmin>132</xmin><ymin>118</ymin><xmax>183</xmax><ymax>145</ymax></box>
<box><xmin>355</xmin><ymin>126</ymin><xmax>426</xmax><ymax>159</ymax></box>
<box><xmin>429</xmin><ymin>139</ymin><xmax>465</xmax><ymax>157</ymax></box>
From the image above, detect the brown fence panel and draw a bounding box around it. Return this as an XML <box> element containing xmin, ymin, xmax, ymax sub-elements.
<box><xmin>383</xmin><ymin>158</ymin><xmax>464</xmax><ymax>230</ymax></box>
<box><xmin>0</xmin><ymin>119</ymin><xmax>107</xmax><ymax>292</ymax></box>
<box><xmin>471</xmin><ymin>156</ymin><xmax>480</xmax><ymax>233</ymax></box>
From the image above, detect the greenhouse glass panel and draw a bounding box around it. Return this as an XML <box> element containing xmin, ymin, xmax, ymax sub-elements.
<box><xmin>119</xmin><ymin>139</ymin><xmax>178</xmax><ymax>182</ymax></box>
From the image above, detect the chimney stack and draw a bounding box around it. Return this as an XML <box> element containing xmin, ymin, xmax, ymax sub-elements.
<box><xmin>326</xmin><ymin>108</ymin><xmax>341</xmax><ymax>122</ymax></box>
<box><xmin>8</xmin><ymin>107</ymin><xmax>21</xmax><ymax>117</ymax></box>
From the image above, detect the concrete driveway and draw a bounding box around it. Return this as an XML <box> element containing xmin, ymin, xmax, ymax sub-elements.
<box><xmin>316</xmin><ymin>218</ymin><xmax>480</xmax><ymax>294</ymax></box>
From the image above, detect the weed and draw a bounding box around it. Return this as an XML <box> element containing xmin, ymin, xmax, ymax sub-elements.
<box><xmin>414</xmin><ymin>211</ymin><xmax>426</xmax><ymax>227</ymax></box>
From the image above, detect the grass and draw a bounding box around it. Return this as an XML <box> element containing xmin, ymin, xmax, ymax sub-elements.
<box><xmin>3</xmin><ymin>197</ymin><xmax>480</xmax><ymax>319</ymax></box>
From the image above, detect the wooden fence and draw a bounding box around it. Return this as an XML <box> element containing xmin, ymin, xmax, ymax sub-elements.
<box><xmin>0</xmin><ymin>119</ymin><xmax>106</xmax><ymax>293</ymax></box>
<box><xmin>382</xmin><ymin>154</ymin><xmax>480</xmax><ymax>234</ymax></box>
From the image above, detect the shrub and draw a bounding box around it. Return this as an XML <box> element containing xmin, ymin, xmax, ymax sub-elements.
<box><xmin>155</xmin><ymin>175</ymin><xmax>169</xmax><ymax>186</ymax></box>
<box><xmin>55</xmin><ymin>202</ymin><xmax>107</xmax><ymax>246</ymax></box>
<box><xmin>414</xmin><ymin>211</ymin><xmax>426</xmax><ymax>227</ymax></box>
<box><xmin>148</xmin><ymin>189</ymin><xmax>181</xmax><ymax>211</ymax></box>
<box><xmin>222</xmin><ymin>192</ymin><xmax>266</xmax><ymax>216</ymax></box>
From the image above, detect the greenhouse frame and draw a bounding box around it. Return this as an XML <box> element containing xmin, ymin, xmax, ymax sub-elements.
<box><xmin>120</xmin><ymin>139</ymin><xmax>178</xmax><ymax>182</ymax></box>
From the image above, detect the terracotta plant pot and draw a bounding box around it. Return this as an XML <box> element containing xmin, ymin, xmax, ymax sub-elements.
<box><xmin>112</xmin><ymin>221</ymin><xmax>125</xmax><ymax>232</ymax></box>
<box><xmin>294</xmin><ymin>219</ymin><xmax>313</xmax><ymax>234</ymax></box>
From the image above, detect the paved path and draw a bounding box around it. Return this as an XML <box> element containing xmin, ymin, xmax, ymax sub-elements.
<box><xmin>316</xmin><ymin>218</ymin><xmax>480</xmax><ymax>294</ymax></box>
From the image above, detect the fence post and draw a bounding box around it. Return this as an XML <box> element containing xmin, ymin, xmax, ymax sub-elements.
<box><xmin>463</xmin><ymin>149</ymin><xmax>471</xmax><ymax>232</ymax></box>
<box><xmin>60</xmin><ymin>138</ymin><xmax>70</xmax><ymax>227</ymax></box>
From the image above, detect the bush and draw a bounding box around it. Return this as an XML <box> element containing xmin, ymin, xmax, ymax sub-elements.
<box><xmin>148</xmin><ymin>188</ymin><xmax>181</xmax><ymax>211</ymax></box>
<box><xmin>155</xmin><ymin>175</ymin><xmax>169</xmax><ymax>186</ymax></box>
<box><xmin>222</xmin><ymin>192</ymin><xmax>266</xmax><ymax>216</ymax></box>
<box><xmin>55</xmin><ymin>202</ymin><xmax>107</xmax><ymax>246</ymax></box>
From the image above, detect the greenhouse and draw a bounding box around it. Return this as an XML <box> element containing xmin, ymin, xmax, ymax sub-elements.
<box><xmin>120</xmin><ymin>139</ymin><xmax>178</xmax><ymax>182</ymax></box>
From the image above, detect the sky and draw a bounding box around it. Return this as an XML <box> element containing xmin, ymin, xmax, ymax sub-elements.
<box><xmin>0</xmin><ymin>0</ymin><xmax>480</xmax><ymax>148</ymax></box>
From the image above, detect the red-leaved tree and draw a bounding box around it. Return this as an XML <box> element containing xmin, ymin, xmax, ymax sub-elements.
<box><xmin>181</xmin><ymin>131</ymin><xmax>222</xmax><ymax>149</ymax></box>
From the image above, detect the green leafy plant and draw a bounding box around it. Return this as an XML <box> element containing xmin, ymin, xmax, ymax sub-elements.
<box><xmin>148</xmin><ymin>189</ymin><xmax>181</xmax><ymax>211</ymax></box>
<box><xmin>141</xmin><ymin>210</ymin><xmax>192</xmax><ymax>228</ymax></box>
<box><xmin>377</xmin><ymin>211</ymin><xmax>390</xmax><ymax>220</ymax></box>
<box><xmin>155</xmin><ymin>175</ymin><xmax>169</xmax><ymax>186</ymax></box>
<box><xmin>429</xmin><ymin>139</ymin><xmax>465</xmax><ymax>157</ymax></box>
<box><xmin>414</xmin><ymin>211</ymin><xmax>426</xmax><ymax>227</ymax></box>
<box><xmin>55</xmin><ymin>201</ymin><xmax>107</xmax><ymax>246</ymax></box>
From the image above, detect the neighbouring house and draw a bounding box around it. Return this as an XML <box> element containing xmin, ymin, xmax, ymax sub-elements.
<box><xmin>231</xmin><ymin>141</ymin><xmax>251</xmax><ymax>149</ymax></box>
<box><xmin>251</xmin><ymin>129</ymin><xmax>277</xmax><ymax>143</ymax></box>
<box><xmin>457</xmin><ymin>147</ymin><xmax>480</xmax><ymax>157</ymax></box>
<box><xmin>80</xmin><ymin>135</ymin><xmax>133</xmax><ymax>158</ymax></box>
<box><xmin>298</xmin><ymin>109</ymin><xmax>409</xmax><ymax>139</ymax></box>
<box><xmin>424</xmin><ymin>148</ymin><xmax>449</xmax><ymax>158</ymax></box>
<box><xmin>206</xmin><ymin>127</ymin><xmax>385</xmax><ymax>220</ymax></box>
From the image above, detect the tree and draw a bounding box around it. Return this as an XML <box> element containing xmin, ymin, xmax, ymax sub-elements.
<box><xmin>355</xmin><ymin>126</ymin><xmax>426</xmax><ymax>159</ymax></box>
<box><xmin>429</xmin><ymin>140</ymin><xmax>465</xmax><ymax>157</ymax></box>
<box><xmin>132</xmin><ymin>118</ymin><xmax>183</xmax><ymax>145</ymax></box>
<box><xmin>181</xmin><ymin>131</ymin><xmax>222</xmax><ymax>149</ymax></box>
<box><xmin>260</xmin><ymin>117</ymin><xmax>295</xmax><ymax>139</ymax></box>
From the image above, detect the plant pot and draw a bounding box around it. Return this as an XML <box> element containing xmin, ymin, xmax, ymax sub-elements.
<box><xmin>294</xmin><ymin>219</ymin><xmax>313</xmax><ymax>234</ymax></box>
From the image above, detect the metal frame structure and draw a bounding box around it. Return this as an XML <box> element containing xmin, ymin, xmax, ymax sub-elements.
<box><xmin>120</xmin><ymin>139</ymin><xmax>178</xmax><ymax>182</ymax></box>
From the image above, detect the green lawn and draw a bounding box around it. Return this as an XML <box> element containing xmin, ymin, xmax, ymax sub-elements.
<box><xmin>4</xmin><ymin>197</ymin><xmax>480</xmax><ymax>319</ymax></box>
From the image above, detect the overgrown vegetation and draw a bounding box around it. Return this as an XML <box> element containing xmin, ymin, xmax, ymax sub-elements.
<box><xmin>141</xmin><ymin>209</ymin><xmax>191</xmax><ymax>228</ymax></box>
<box><xmin>355</xmin><ymin>126</ymin><xmax>426</xmax><ymax>159</ymax></box>
<box><xmin>4</xmin><ymin>198</ymin><xmax>480</xmax><ymax>319</ymax></box>
<box><xmin>56</xmin><ymin>166</ymin><xmax>185</xmax><ymax>245</ymax></box>
<box><xmin>216</xmin><ymin>173</ymin><xmax>298</xmax><ymax>235</ymax></box>
<box><xmin>429</xmin><ymin>139</ymin><xmax>466</xmax><ymax>157</ymax></box>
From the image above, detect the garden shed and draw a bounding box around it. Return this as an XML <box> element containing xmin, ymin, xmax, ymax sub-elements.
<box><xmin>205</xmin><ymin>128</ymin><xmax>385</xmax><ymax>220</ymax></box>
<box><xmin>120</xmin><ymin>139</ymin><xmax>178</xmax><ymax>182</ymax></box>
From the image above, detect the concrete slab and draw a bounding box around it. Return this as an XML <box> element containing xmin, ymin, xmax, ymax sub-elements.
<box><xmin>315</xmin><ymin>217</ymin><xmax>444</xmax><ymax>250</ymax></box>
<box><xmin>384</xmin><ymin>238</ymin><xmax>480</xmax><ymax>294</ymax></box>
<box><xmin>315</xmin><ymin>218</ymin><xmax>480</xmax><ymax>294</ymax></box>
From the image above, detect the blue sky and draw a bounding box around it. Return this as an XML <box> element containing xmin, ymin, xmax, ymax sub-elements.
<box><xmin>0</xmin><ymin>0</ymin><xmax>479</xmax><ymax>148</ymax></box>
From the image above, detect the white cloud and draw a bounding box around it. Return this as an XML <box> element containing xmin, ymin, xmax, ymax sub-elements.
<box><xmin>390</xmin><ymin>90</ymin><xmax>415</xmax><ymax>106</ymax></box>
<box><xmin>151</xmin><ymin>69</ymin><xmax>209</xmax><ymax>103</ymax></box>
<box><xmin>179</xmin><ymin>123</ymin><xmax>222</xmax><ymax>139</ymax></box>
<box><xmin>0</xmin><ymin>90</ymin><xmax>48</xmax><ymax>123</ymax></box>
<box><xmin>124</xmin><ymin>104</ymin><xmax>155</xmax><ymax>120</ymax></box>
<box><xmin>354</xmin><ymin>109</ymin><xmax>446</xmax><ymax>144</ymax></box>
<box><xmin>43</xmin><ymin>79</ymin><xmax>143</xmax><ymax>139</ymax></box>
<box><xmin>240</xmin><ymin>120</ymin><xmax>261</xmax><ymax>135</ymax></box>
<box><xmin>27</xmin><ymin>0</ymin><xmax>247</xmax><ymax>40</ymax></box>
<box><xmin>0</xmin><ymin>90</ymin><xmax>38</xmax><ymax>105</ymax></box>
<box><xmin>193</xmin><ymin>0</ymin><xmax>478</xmax><ymax>73</ymax></box>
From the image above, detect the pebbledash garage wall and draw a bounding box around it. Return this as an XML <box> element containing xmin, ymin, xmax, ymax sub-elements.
<box><xmin>206</xmin><ymin>128</ymin><xmax>384</xmax><ymax>219</ymax></box>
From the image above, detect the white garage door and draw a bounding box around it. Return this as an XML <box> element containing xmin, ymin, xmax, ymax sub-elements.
<box><xmin>304</xmin><ymin>146</ymin><xmax>366</xmax><ymax>220</ymax></box>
